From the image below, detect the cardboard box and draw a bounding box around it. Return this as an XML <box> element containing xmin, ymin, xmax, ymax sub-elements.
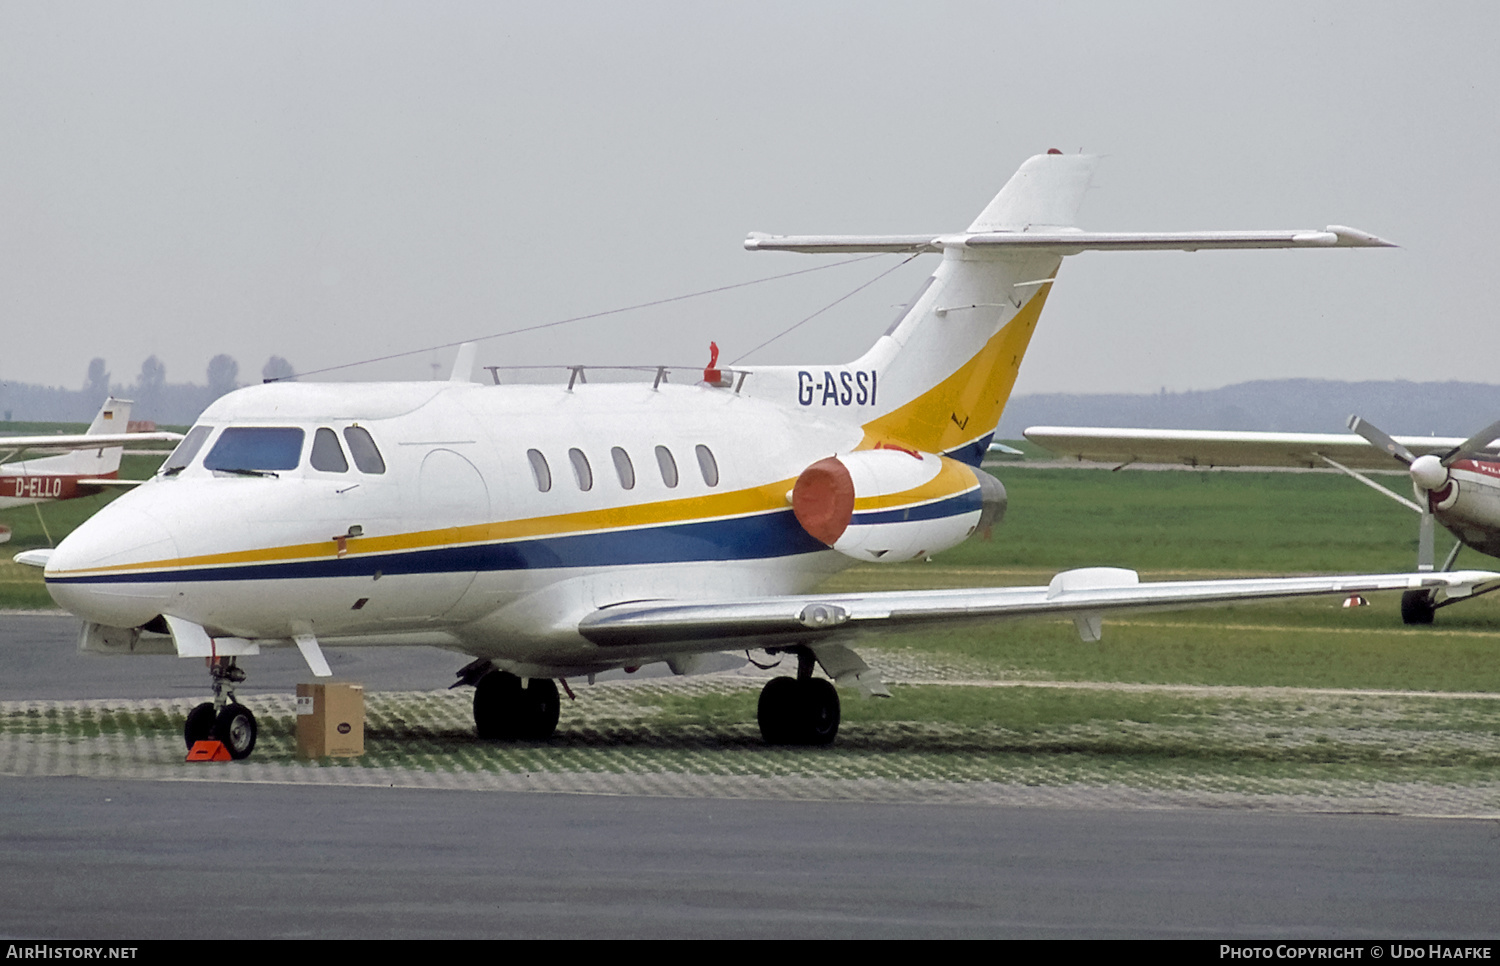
<box><xmin>296</xmin><ymin>682</ymin><xmax>365</xmax><ymax>759</ymax></box>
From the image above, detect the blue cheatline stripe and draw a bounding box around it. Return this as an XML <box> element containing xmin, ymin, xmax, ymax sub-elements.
<box><xmin>944</xmin><ymin>432</ymin><xmax>995</xmax><ymax>468</ymax></box>
<box><xmin>47</xmin><ymin>509</ymin><xmax>832</xmax><ymax>586</ymax></box>
<box><xmin>849</xmin><ymin>488</ymin><xmax>982</xmax><ymax>527</ymax></box>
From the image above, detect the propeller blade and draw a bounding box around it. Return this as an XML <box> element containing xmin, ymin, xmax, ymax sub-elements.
<box><xmin>1439</xmin><ymin>417</ymin><xmax>1500</xmax><ymax>467</ymax></box>
<box><xmin>1417</xmin><ymin>510</ymin><xmax>1435</xmax><ymax>572</ymax></box>
<box><xmin>1347</xmin><ymin>414</ymin><xmax>1416</xmax><ymax>465</ymax></box>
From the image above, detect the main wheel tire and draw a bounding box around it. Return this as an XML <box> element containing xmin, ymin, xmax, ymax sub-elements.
<box><xmin>798</xmin><ymin>677</ymin><xmax>841</xmax><ymax>746</ymax></box>
<box><xmin>1401</xmin><ymin>590</ymin><xmax>1437</xmax><ymax>625</ymax></box>
<box><xmin>474</xmin><ymin>671</ymin><xmax>524</xmax><ymax>739</ymax></box>
<box><xmin>213</xmin><ymin>703</ymin><xmax>258</xmax><ymax>760</ymax></box>
<box><xmin>520</xmin><ymin>678</ymin><xmax>561</xmax><ymax>740</ymax></box>
<box><xmin>757</xmin><ymin>676</ymin><xmax>800</xmax><ymax>745</ymax></box>
<box><xmin>184</xmin><ymin>702</ymin><xmax>217</xmax><ymax>749</ymax></box>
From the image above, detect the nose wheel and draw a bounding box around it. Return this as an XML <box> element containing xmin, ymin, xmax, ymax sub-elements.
<box><xmin>182</xmin><ymin>657</ymin><xmax>259</xmax><ymax>760</ymax></box>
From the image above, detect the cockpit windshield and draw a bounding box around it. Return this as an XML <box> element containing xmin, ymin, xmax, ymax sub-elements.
<box><xmin>203</xmin><ymin>427</ymin><xmax>306</xmax><ymax>474</ymax></box>
<box><xmin>160</xmin><ymin>425</ymin><xmax>214</xmax><ymax>476</ymax></box>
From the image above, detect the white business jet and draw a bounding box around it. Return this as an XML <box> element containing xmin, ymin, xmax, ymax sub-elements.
<box><xmin>0</xmin><ymin>398</ymin><xmax>183</xmax><ymax>543</ymax></box>
<box><xmin>24</xmin><ymin>152</ymin><xmax>1495</xmax><ymax>760</ymax></box>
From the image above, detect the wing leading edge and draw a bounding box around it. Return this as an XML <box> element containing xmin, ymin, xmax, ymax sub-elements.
<box><xmin>1023</xmin><ymin>426</ymin><xmax>1494</xmax><ymax>471</ymax></box>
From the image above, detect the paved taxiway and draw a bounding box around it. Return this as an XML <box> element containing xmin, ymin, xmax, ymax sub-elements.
<box><xmin>3</xmin><ymin>612</ymin><xmax>1498</xmax><ymax>939</ymax></box>
<box><xmin>5</xmin><ymin>775</ymin><xmax>1500</xmax><ymax>940</ymax></box>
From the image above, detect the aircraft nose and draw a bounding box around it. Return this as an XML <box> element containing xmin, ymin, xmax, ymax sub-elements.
<box><xmin>45</xmin><ymin>503</ymin><xmax>181</xmax><ymax>628</ymax></box>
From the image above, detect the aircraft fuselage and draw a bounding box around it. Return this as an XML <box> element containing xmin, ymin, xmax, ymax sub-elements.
<box><xmin>45</xmin><ymin>377</ymin><xmax>985</xmax><ymax>675</ymax></box>
<box><xmin>1434</xmin><ymin>459</ymin><xmax>1500</xmax><ymax>558</ymax></box>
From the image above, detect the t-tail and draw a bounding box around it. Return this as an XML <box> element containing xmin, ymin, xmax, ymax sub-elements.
<box><xmin>744</xmin><ymin>151</ymin><xmax>1395</xmax><ymax>466</ymax></box>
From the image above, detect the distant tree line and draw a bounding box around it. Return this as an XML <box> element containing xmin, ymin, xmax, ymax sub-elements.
<box><xmin>995</xmin><ymin>378</ymin><xmax>1500</xmax><ymax>439</ymax></box>
<box><xmin>0</xmin><ymin>355</ymin><xmax>296</xmax><ymax>426</ymax></box>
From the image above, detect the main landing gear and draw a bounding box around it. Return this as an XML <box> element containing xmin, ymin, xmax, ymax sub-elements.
<box><xmin>183</xmin><ymin>656</ymin><xmax>259</xmax><ymax>760</ymax></box>
<box><xmin>472</xmin><ymin>670</ymin><xmax>561</xmax><ymax>741</ymax></box>
<box><xmin>757</xmin><ymin>648</ymin><xmax>840</xmax><ymax>746</ymax></box>
<box><xmin>1401</xmin><ymin>589</ymin><xmax>1437</xmax><ymax>625</ymax></box>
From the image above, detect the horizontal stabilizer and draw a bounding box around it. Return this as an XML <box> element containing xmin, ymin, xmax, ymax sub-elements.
<box><xmin>744</xmin><ymin>233</ymin><xmax>940</xmax><ymax>253</ymax></box>
<box><xmin>746</xmin><ymin>227</ymin><xmax>1395</xmax><ymax>255</ymax></box>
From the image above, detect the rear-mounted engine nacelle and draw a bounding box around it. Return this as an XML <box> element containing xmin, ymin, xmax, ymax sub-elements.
<box><xmin>790</xmin><ymin>447</ymin><xmax>1005</xmax><ymax>563</ymax></box>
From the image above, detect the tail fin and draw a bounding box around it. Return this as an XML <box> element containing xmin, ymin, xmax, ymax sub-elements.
<box><xmin>18</xmin><ymin>398</ymin><xmax>134</xmax><ymax>478</ymax></box>
<box><xmin>84</xmin><ymin>398</ymin><xmax>132</xmax><ymax>438</ymax></box>
<box><xmin>743</xmin><ymin>152</ymin><xmax>1393</xmax><ymax>464</ymax></box>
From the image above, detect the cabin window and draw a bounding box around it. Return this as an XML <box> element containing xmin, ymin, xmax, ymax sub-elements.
<box><xmin>204</xmin><ymin>427</ymin><xmax>305</xmax><ymax>473</ymax></box>
<box><xmin>655</xmin><ymin>445</ymin><xmax>678</xmax><ymax>488</ymax></box>
<box><xmin>161</xmin><ymin>424</ymin><xmax>213</xmax><ymax>475</ymax></box>
<box><xmin>343</xmin><ymin>426</ymin><xmax>386</xmax><ymax>474</ymax></box>
<box><xmin>527</xmin><ymin>449</ymin><xmax>552</xmax><ymax>492</ymax></box>
<box><xmin>611</xmin><ymin>447</ymin><xmax>635</xmax><ymax>490</ymax></box>
<box><xmin>310</xmin><ymin>428</ymin><xmax>349</xmax><ymax>472</ymax></box>
<box><xmin>569</xmin><ymin>448</ymin><xmax>593</xmax><ymax>491</ymax></box>
<box><xmin>695</xmin><ymin>444</ymin><xmax>720</xmax><ymax>487</ymax></box>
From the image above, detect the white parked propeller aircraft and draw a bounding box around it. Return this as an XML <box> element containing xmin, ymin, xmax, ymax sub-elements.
<box><xmin>1027</xmin><ymin>417</ymin><xmax>1500</xmax><ymax>624</ymax></box>
<box><xmin>21</xmin><ymin>152</ymin><xmax>1497</xmax><ymax>760</ymax></box>
<box><xmin>0</xmin><ymin>398</ymin><xmax>183</xmax><ymax>544</ymax></box>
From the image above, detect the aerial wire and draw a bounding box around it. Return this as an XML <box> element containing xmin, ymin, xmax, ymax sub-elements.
<box><xmin>728</xmin><ymin>252</ymin><xmax>922</xmax><ymax>365</ymax></box>
<box><xmin>283</xmin><ymin>253</ymin><xmax>899</xmax><ymax>381</ymax></box>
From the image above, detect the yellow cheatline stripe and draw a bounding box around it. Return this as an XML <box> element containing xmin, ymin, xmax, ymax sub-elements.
<box><xmin>851</xmin><ymin>457</ymin><xmax>978</xmax><ymax>511</ymax></box>
<box><xmin>49</xmin><ymin>475</ymin><xmax>802</xmax><ymax>577</ymax></box>
<box><xmin>858</xmin><ymin>281</ymin><xmax>1053</xmax><ymax>454</ymax></box>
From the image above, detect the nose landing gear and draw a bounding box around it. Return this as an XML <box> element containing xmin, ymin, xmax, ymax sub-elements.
<box><xmin>182</xmin><ymin>657</ymin><xmax>259</xmax><ymax>760</ymax></box>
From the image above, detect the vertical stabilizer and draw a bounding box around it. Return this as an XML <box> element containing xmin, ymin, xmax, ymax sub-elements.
<box><xmin>966</xmin><ymin>152</ymin><xmax>1097</xmax><ymax>232</ymax></box>
<box><xmin>740</xmin><ymin>152</ymin><xmax>1389</xmax><ymax>466</ymax></box>
<box><xmin>86</xmin><ymin>398</ymin><xmax>132</xmax><ymax>437</ymax></box>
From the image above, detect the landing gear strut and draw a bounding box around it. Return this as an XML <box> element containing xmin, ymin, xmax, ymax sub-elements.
<box><xmin>182</xmin><ymin>656</ymin><xmax>259</xmax><ymax>760</ymax></box>
<box><xmin>473</xmin><ymin>671</ymin><xmax>560</xmax><ymax>740</ymax></box>
<box><xmin>757</xmin><ymin>647</ymin><xmax>840</xmax><ymax>746</ymax></box>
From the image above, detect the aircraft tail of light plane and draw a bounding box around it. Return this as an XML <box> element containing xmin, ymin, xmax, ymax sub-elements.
<box><xmin>22</xmin><ymin>152</ymin><xmax>1497</xmax><ymax>759</ymax></box>
<box><xmin>1026</xmin><ymin>417</ymin><xmax>1500</xmax><ymax>625</ymax></box>
<box><xmin>0</xmin><ymin>398</ymin><xmax>184</xmax><ymax>544</ymax></box>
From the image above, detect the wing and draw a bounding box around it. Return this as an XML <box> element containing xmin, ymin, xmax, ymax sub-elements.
<box><xmin>1022</xmin><ymin>426</ymin><xmax>1488</xmax><ymax>471</ymax></box>
<box><xmin>577</xmin><ymin>568</ymin><xmax>1500</xmax><ymax>693</ymax></box>
<box><xmin>0</xmin><ymin>431</ymin><xmax>184</xmax><ymax>455</ymax></box>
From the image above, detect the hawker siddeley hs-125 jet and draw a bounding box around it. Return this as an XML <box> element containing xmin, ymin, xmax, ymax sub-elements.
<box><xmin>1027</xmin><ymin>416</ymin><xmax>1500</xmax><ymax>624</ymax></box>
<box><xmin>0</xmin><ymin>397</ymin><xmax>183</xmax><ymax>544</ymax></box>
<box><xmin>20</xmin><ymin>152</ymin><xmax>1497</xmax><ymax>760</ymax></box>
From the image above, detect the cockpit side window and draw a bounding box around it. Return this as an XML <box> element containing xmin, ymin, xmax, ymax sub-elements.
<box><xmin>204</xmin><ymin>427</ymin><xmax>305</xmax><ymax>472</ymax></box>
<box><xmin>161</xmin><ymin>424</ymin><xmax>213</xmax><ymax>475</ymax></box>
<box><xmin>310</xmin><ymin>428</ymin><xmax>349</xmax><ymax>472</ymax></box>
<box><xmin>343</xmin><ymin>426</ymin><xmax>386</xmax><ymax>474</ymax></box>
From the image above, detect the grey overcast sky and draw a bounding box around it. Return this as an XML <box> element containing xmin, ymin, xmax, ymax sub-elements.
<box><xmin>2</xmin><ymin>2</ymin><xmax>1496</xmax><ymax>395</ymax></box>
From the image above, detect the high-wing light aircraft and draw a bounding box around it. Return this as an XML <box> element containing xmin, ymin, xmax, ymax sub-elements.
<box><xmin>1026</xmin><ymin>418</ymin><xmax>1500</xmax><ymax>624</ymax></box>
<box><xmin>0</xmin><ymin>398</ymin><xmax>183</xmax><ymax>544</ymax></box>
<box><xmin>23</xmin><ymin>152</ymin><xmax>1496</xmax><ymax>760</ymax></box>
